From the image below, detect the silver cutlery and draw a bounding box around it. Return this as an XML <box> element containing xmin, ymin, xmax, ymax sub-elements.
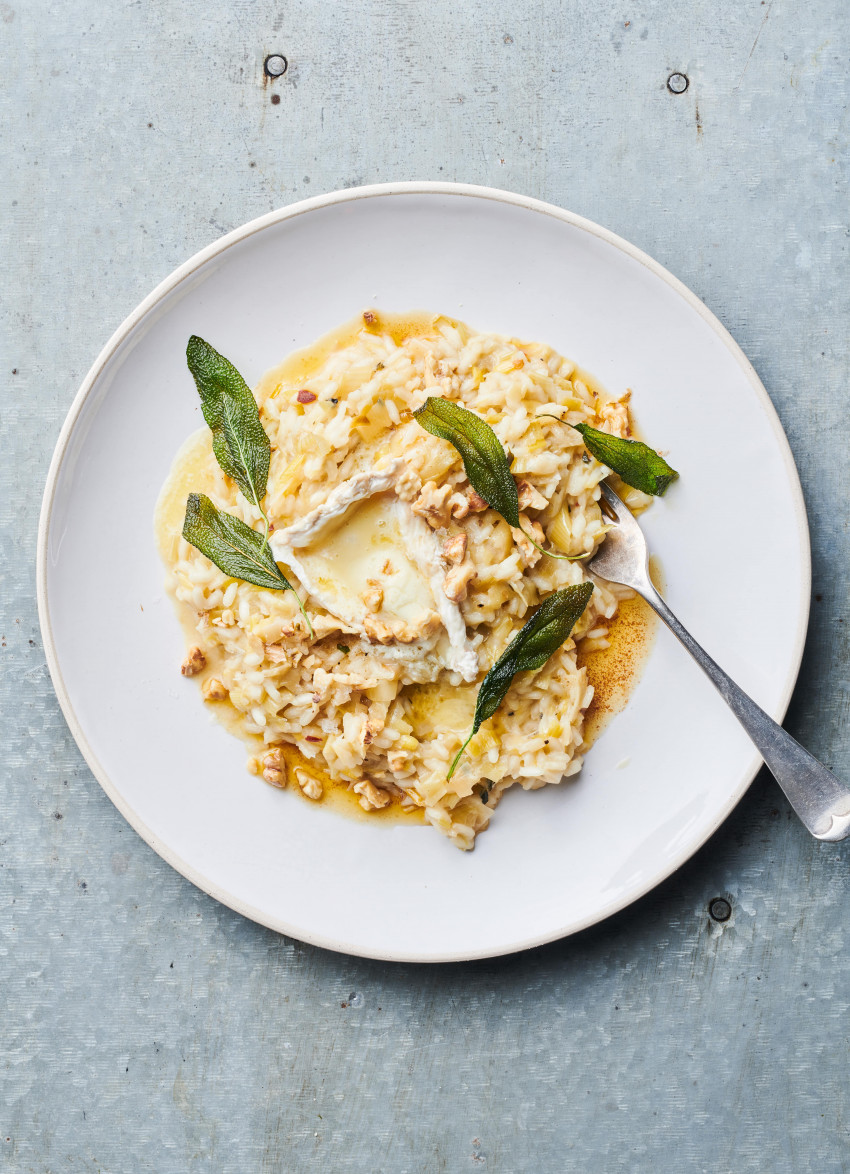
<box><xmin>589</xmin><ymin>481</ymin><xmax>850</xmax><ymax>842</ymax></box>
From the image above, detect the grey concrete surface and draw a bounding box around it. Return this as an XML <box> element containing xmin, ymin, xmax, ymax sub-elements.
<box><xmin>2</xmin><ymin>1</ymin><xmax>849</xmax><ymax>1170</ymax></box>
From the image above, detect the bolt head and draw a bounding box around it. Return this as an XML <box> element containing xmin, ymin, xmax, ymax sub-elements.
<box><xmin>709</xmin><ymin>897</ymin><xmax>732</xmax><ymax>922</ymax></box>
<box><xmin>264</xmin><ymin>54</ymin><xmax>288</xmax><ymax>78</ymax></box>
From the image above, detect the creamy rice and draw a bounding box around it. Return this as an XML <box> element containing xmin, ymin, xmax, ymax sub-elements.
<box><xmin>157</xmin><ymin>312</ymin><xmax>650</xmax><ymax>849</ymax></box>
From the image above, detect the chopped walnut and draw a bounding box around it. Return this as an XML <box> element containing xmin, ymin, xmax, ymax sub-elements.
<box><xmin>264</xmin><ymin>643</ymin><xmax>289</xmax><ymax>664</ymax></box>
<box><xmin>203</xmin><ymin>677</ymin><xmax>228</xmax><ymax>701</ymax></box>
<box><xmin>398</xmin><ymin>610</ymin><xmax>441</xmax><ymax>642</ymax></box>
<box><xmin>357</xmin><ymin>715</ymin><xmax>384</xmax><ymax>753</ymax></box>
<box><xmin>394</xmin><ymin>466</ymin><xmax>421</xmax><ymax>502</ymax></box>
<box><xmin>362</xmin><ymin>615</ymin><xmax>396</xmax><ymax>644</ymax></box>
<box><xmin>511</xmin><ymin>514</ymin><xmax>545</xmax><ymax>567</ymax></box>
<box><xmin>443</xmin><ymin>562</ymin><xmax>476</xmax><ymax>603</ymax></box>
<box><xmin>310</xmin><ymin>615</ymin><xmax>359</xmax><ymax>639</ymax></box>
<box><xmin>412</xmin><ymin>481</ymin><xmax>454</xmax><ymax>528</ymax></box>
<box><xmin>360</xmin><ymin>579</ymin><xmax>384</xmax><ymax>613</ymax></box>
<box><xmin>262</xmin><ymin>749</ymin><xmax>287</xmax><ymax>789</ymax></box>
<box><xmin>442</xmin><ymin>532</ymin><xmax>468</xmax><ymax>565</ymax></box>
<box><xmin>387</xmin><ymin>748</ymin><xmax>412</xmax><ymax>774</ymax></box>
<box><xmin>362</xmin><ymin>309</ymin><xmax>378</xmax><ymax>326</ymax></box>
<box><xmin>355</xmin><ymin>780</ymin><xmax>391</xmax><ymax>811</ymax></box>
<box><xmin>466</xmin><ymin>489</ymin><xmax>488</xmax><ymax>513</ymax></box>
<box><xmin>362</xmin><ymin>609</ymin><xmax>440</xmax><ymax>645</ymax></box>
<box><xmin>597</xmin><ymin>393</ymin><xmax>631</xmax><ymax>438</ymax></box>
<box><xmin>294</xmin><ymin>767</ymin><xmax>323</xmax><ymax>800</ymax></box>
<box><xmin>181</xmin><ymin>647</ymin><xmax>206</xmax><ymax>676</ymax></box>
<box><xmin>447</xmin><ymin>493</ymin><xmax>471</xmax><ymax>520</ymax></box>
<box><xmin>517</xmin><ymin>479</ymin><xmax>548</xmax><ymax>511</ymax></box>
<box><xmin>367</xmin><ymin>709</ymin><xmax>386</xmax><ymax>737</ymax></box>
<box><xmin>412</xmin><ymin>481</ymin><xmax>470</xmax><ymax>528</ymax></box>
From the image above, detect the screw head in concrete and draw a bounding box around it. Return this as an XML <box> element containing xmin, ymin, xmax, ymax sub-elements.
<box><xmin>264</xmin><ymin>54</ymin><xmax>288</xmax><ymax>78</ymax></box>
<box><xmin>709</xmin><ymin>897</ymin><xmax>732</xmax><ymax>922</ymax></box>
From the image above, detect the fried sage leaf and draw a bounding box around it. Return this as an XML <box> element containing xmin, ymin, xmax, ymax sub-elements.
<box><xmin>182</xmin><ymin>494</ymin><xmax>314</xmax><ymax>635</ymax></box>
<box><xmin>572</xmin><ymin>423</ymin><xmax>678</xmax><ymax>496</ymax></box>
<box><xmin>186</xmin><ymin>336</ymin><xmax>272</xmax><ymax>524</ymax></box>
<box><xmin>413</xmin><ymin>397</ymin><xmax>520</xmax><ymax>528</ymax></box>
<box><xmin>447</xmin><ymin>582</ymin><xmax>594</xmax><ymax>780</ymax></box>
<box><xmin>182</xmin><ymin>493</ymin><xmax>290</xmax><ymax>591</ymax></box>
<box><xmin>413</xmin><ymin>397</ymin><xmax>587</xmax><ymax>560</ymax></box>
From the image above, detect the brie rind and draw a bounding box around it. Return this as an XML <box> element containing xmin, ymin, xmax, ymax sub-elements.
<box><xmin>269</xmin><ymin>462</ymin><xmax>478</xmax><ymax>681</ymax></box>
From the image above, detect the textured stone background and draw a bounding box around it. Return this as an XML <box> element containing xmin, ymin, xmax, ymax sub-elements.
<box><xmin>2</xmin><ymin>1</ymin><xmax>849</xmax><ymax>1170</ymax></box>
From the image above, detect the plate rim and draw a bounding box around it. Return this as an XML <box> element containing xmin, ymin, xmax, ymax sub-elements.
<box><xmin>36</xmin><ymin>181</ymin><xmax>812</xmax><ymax>962</ymax></box>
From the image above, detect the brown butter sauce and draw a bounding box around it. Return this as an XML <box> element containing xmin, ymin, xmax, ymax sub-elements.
<box><xmin>578</xmin><ymin>557</ymin><xmax>663</xmax><ymax>749</ymax></box>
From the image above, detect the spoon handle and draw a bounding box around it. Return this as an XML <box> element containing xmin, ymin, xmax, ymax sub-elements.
<box><xmin>639</xmin><ymin>583</ymin><xmax>850</xmax><ymax>842</ymax></box>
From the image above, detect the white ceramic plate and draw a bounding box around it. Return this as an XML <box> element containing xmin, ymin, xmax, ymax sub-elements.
<box><xmin>38</xmin><ymin>183</ymin><xmax>810</xmax><ymax>962</ymax></box>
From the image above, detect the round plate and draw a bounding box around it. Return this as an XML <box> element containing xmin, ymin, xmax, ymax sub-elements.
<box><xmin>37</xmin><ymin>183</ymin><xmax>810</xmax><ymax>961</ymax></box>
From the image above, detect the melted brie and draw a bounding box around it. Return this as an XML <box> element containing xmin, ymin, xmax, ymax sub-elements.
<box><xmin>302</xmin><ymin>496</ymin><xmax>434</xmax><ymax>623</ymax></box>
<box><xmin>270</xmin><ymin>463</ymin><xmax>477</xmax><ymax>680</ymax></box>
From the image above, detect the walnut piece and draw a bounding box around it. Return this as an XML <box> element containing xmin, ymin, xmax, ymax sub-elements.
<box><xmin>396</xmin><ymin>610</ymin><xmax>442</xmax><ymax>642</ymax></box>
<box><xmin>360</xmin><ymin>579</ymin><xmax>384</xmax><ymax>614</ymax></box>
<box><xmin>511</xmin><ymin>514</ymin><xmax>545</xmax><ymax>567</ymax></box>
<box><xmin>387</xmin><ymin>747</ymin><xmax>412</xmax><ymax>774</ymax></box>
<box><xmin>442</xmin><ymin>532</ymin><xmax>468</xmax><ymax>565</ymax></box>
<box><xmin>294</xmin><ymin>767</ymin><xmax>323</xmax><ymax>801</ymax></box>
<box><xmin>356</xmin><ymin>712</ymin><xmax>386</xmax><ymax>754</ymax></box>
<box><xmin>202</xmin><ymin>677</ymin><xmax>228</xmax><ymax>701</ymax></box>
<box><xmin>517</xmin><ymin>479</ymin><xmax>548</xmax><ymax>511</ymax></box>
<box><xmin>597</xmin><ymin>393</ymin><xmax>631</xmax><ymax>438</ymax></box>
<box><xmin>181</xmin><ymin>647</ymin><xmax>206</xmax><ymax>677</ymax></box>
<box><xmin>355</xmin><ymin>780</ymin><xmax>391</xmax><ymax>811</ymax></box>
<box><xmin>443</xmin><ymin>562</ymin><xmax>476</xmax><ymax>603</ymax></box>
<box><xmin>412</xmin><ymin>481</ymin><xmax>471</xmax><ymax>528</ymax></box>
<box><xmin>412</xmin><ymin>481</ymin><xmax>454</xmax><ymax>528</ymax></box>
<box><xmin>310</xmin><ymin>615</ymin><xmax>359</xmax><ymax>639</ymax></box>
<box><xmin>262</xmin><ymin>749</ymin><xmax>287</xmax><ymax>789</ymax></box>
<box><xmin>466</xmin><ymin>489</ymin><xmax>488</xmax><ymax>513</ymax></box>
<box><xmin>394</xmin><ymin>466</ymin><xmax>422</xmax><ymax>502</ymax></box>
<box><xmin>362</xmin><ymin>616</ymin><xmax>395</xmax><ymax>644</ymax></box>
<box><xmin>363</xmin><ymin>610</ymin><xmax>440</xmax><ymax>645</ymax></box>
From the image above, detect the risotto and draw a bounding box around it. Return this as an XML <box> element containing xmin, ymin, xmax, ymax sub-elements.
<box><xmin>155</xmin><ymin>311</ymin><xmax>653</xmax><ymax>849</ymax></box>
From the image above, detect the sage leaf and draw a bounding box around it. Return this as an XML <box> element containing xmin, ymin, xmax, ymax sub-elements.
<box><xmin>186</xmin><ymin>336</ymin><xmax>272</xmax><ymax>525</ymax></box>
<box><xmin>572</xmin><ymin>423</ymin><xmax>678</xmax><ymax>496</ymax></box>
<box><xmin>182</xmin><ymin>493</ymin><xmax>313</xmax><ymax>635</ymax></box>
<box><xmin>413</xmin><ymin>397</ymin><xmax>520</xmax><ymax>528</ymax></box>
<box><xmin>414</xmin><ymin>397</ymin><xmax>589</xmax><ymax>560</ymax></box>
<box><xmin>447</xmin><ymin>582</ymin><xmax>594</xmax><ymax>780</ymax></box>
<box><xmin>182</xmin><ymin>493</ymin><xmax>290</xmax><ymax>591</ymax></box>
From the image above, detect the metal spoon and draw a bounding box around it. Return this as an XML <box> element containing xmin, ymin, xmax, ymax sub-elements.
<box><xmin>588</xmin><ymin>481</ymin><xmax>850</xmax><ymax>842</ymax></box>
